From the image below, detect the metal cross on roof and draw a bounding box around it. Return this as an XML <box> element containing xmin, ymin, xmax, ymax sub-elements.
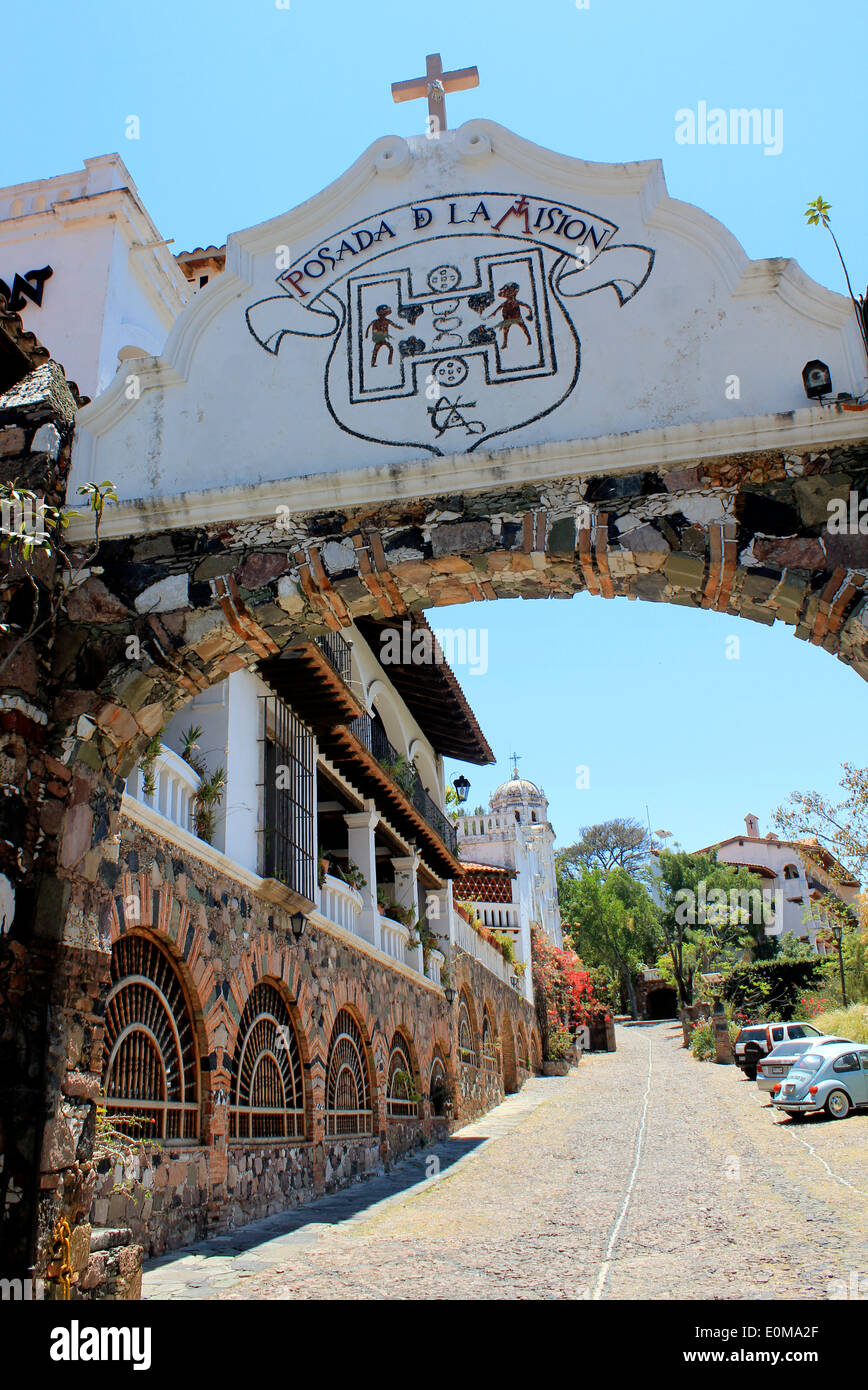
<box><xmin>509</xmin><ymin>750</ymin><xmax>522</xmax><ymax>777</ymax></box>
<box><xmin>391</xmin><ymin>52</ymin><xmax>479</xmax><ymax>133</ymax></box>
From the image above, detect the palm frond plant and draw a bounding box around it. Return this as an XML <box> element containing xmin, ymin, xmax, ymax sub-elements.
<box><xmin>179</xmin><ymin>724</ymin><xmax>205</xmax><ymax>776</ymax></box>
<box><xmin>139</xmin><ymin>731</ymin><xmax>164</xmax><ymax>797</ymax></box>
<box><xmin>194</xmin><ymin>766</ymin><xmax>226</xmax><ymax>845</ymax></box>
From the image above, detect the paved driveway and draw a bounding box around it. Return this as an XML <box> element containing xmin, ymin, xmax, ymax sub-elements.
<box><xmin>144</xmin><ymin>1022</ymin><xmax>868</xmax><ymax>1300</ymax></box>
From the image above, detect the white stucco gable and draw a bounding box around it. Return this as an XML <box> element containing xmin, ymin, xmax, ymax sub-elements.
<box><xmin>70</xmin><ymin>120</ymin><xmax>866</xmax><ymax>519</ymax></box>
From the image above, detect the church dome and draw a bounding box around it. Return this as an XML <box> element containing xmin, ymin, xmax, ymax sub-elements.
<box><xmin>490</xmin><ymin>768</ymin><xmax>546</xmax><ymax>808</ymax></box>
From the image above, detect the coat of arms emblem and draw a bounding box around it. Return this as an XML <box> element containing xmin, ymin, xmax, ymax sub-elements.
<box><xmin>246</xmin><ymin>193</ymin><xmax>654</xmax><ymax>455</ymax></box>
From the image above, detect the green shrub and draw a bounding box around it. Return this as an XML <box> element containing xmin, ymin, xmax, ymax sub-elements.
<box><xmin>690</xmin><ymin>1021</ymin><xmax>715</xmax><ymax>1061</ymax></box>
<box><xmin>690</xmin><ymin>1018</ymin><xmax>740</xmax><ymax>1062</ymax></box>
<box><xmin>813</xmin><ymin>1003</ymin><xmax>868</xmax><ymax>1044</ymax></box>
<box><xmin>723</xmin><ymin>958</ymin><xmax>828</xmax><ymax>1020</ymax></box>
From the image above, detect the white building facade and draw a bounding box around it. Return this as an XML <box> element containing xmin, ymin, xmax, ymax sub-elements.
<box><xmin>121</xmin><ymin>620</ymin><xmax>519</xmax><ymax>991</ymax></box>
<box><xmin>703</xmin><ymin>813</ymin><xmax>860</xmax><ymax>949</ymax></box>
<box><xmin>456</xmin><ymin>771</ymin><xmax>565</xmax><ymax>1002</ymax></box>
<box><xmin>0</xmin><ymin>153</ymin><xmax>188</xmax><ymax>399</ymax></box>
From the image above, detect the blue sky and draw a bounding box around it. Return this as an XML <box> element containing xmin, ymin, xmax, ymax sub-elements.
<box><xmin>6</xmin><ymin>0</ymin><xmax>867</xmax><ymax>850</ymax></box>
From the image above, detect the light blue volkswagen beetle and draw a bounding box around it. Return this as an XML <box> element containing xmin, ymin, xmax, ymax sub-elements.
<box><xmin>771</xmin><ymin>1041</ymin><xmax>868</xmax><ymax>1120</ymax></box>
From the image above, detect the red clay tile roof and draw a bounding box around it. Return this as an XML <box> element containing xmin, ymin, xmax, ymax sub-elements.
<box><xmin>457</xmin><ymin>861</ymin><xmax>516</xmax><ymax>902</ymax></box>
<box><xmin>356</xmin><ymin>615</ymin><xmax>495</xmax><ymax>765</ymax></box>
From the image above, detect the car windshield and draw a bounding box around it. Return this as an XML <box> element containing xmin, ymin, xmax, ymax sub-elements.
<box><xmin>788</xmin><ymin>1054</ymin><xmax>824</xmax><ymax>1075</ymax></box>
<box><xmin>800</xmin><ymin>1025</ymin><xmax>821</xmax><ymax>1036</ymax></box>
<box><xmin>767</xmin><ymin>1042</ymin><xmax>811</xmax><ymax>1058</ymax></box>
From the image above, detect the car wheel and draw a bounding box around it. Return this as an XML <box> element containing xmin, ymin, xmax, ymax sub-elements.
<box><xmin>825</xmin><ymin>1089</ymin><xmax>851</xmax><ymax>1120</ymax></box>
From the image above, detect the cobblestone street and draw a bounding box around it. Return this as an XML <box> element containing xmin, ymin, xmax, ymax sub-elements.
<box><xmin>144</xmin><ymin>1022</ymin><xmax>868</xmax><ymax>1301</ymax></box>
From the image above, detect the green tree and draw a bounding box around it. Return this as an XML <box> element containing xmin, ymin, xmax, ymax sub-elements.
<box><xmin>557</xmin><ymin>817</ymin><xmax>651</xmax><ymax>879</ymax></box>
<box><xmin>561</xmin><ymin>866</ymin><xmax>661</xmax><ymax>1018</ymax></box>
<box><xmin>774</xmin><ymin>931</ymin><xmax>816</xmax><ymax>961</ymax></box>
<box><xmin>652</xmin><ymin>850</ymin><xmax>772</xmax><ymax>1021</ymax></box>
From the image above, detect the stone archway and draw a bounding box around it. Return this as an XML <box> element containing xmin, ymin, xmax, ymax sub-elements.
<box><xmin>645</xmin><ymin>986</ymin><xmax>678</xmax><ymax>1021</ymax></box>
<box><xmin>4</xmin><ymin>308</ymin><xmax>868</xmax><ymax>1284</ymax></box>
<box><xmin>3</xmin><ymin>387</ymin><xmax>868</xmax><ymax>1277</ymax></box>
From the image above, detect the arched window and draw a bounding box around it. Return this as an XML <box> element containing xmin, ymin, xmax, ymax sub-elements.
<box><xmin>458</xmin><ymin>997</ymin><xmax>477</xmax><ymax>1068</ymax></box>
<box><xmin>103</xmin><ymin>935</ymin><xmax>199</xmax><ymax>1141</ymax></box>
<box><xmin>326</xmin><ymin>1010</ymin><xmax>372</xmax><ymax>1136</ymax></box>
<box><xmin>783</xmin><ymin>864</ymin><xmax>801</xmax><ymax>880</ymax></box>
<box><xmin>229</xmin><ymin>982</ymin><xmax>304</xmax><ymax>1140</ymax></box>
<box><xmin>386</xmin><ymin>1033</ymin><xmax>418</xmax><ymax>1120</ymax></box>
<box><xmin>517</xmin><ymin>1027</ymin><xmax>530</xmax><ymax>1071</ymax></box>
<box><xmin>429</xmin><ymin>1056</ymin><xmax>450</xmax><ymax>1116</ymax></box>
<box><xmin>481</xmin><ymin>1011</ymin><xmax>497</xmax><ymax>1071</ymax></box>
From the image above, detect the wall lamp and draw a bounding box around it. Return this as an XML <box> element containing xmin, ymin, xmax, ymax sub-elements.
<box><xmin>803</xmin><ymin>359</ymin><xmax>832</xmax><ymax>401</ymax></box>
<box><xmin>290</xmin><ymin>910</ymin><xmax>307</xmax><ymax>940</ymax></box>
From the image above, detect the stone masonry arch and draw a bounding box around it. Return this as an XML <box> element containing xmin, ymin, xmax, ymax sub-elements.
<box><xmin>2</xmin><ymin>362</ymin><xmax>868</xmax><ymax>1279</ymax></box>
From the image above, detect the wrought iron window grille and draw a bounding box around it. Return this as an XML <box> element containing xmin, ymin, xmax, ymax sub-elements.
<box><xmin>229</xmin><ymin>982</ymin><xmax>305</xmax><ymax>1140</ymax></box>
<box><xmin>103</xmin><ymin>935</ymin><xmax>200</xmax><ymax>1142</ymax></box>
<box><xmin>259</xmin><ymin>694</ymin><xmax>316</xmax><ymax>902</ymax></box>
<box><xmin>325</xmin><ymin>1010</ymin><xmax>373</xmax><ymax>1137</ymax></box>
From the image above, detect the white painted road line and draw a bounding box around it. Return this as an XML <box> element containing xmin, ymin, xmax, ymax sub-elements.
<box><xmin>591</xmin><ymin>1036</ymin><xmax>653</xmax><ymax>1301</ymax></box>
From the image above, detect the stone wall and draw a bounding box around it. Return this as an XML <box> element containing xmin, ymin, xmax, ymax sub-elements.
<box><xmin>0</xmin><ymin>362</ymin><xmax>90</xmax><ymax>1280</ymax></box>
<box><xmin>453</xmin><ymin>952</ymin><xmax>539</xmax><ymax>1124</ymax></box>
<box><xmin>80</xmin><ymin>816</ymin><xmax>536</xmax><ymax>1260</ymax></box>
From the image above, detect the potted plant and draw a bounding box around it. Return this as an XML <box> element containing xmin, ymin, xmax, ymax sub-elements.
<box><xmin>178</xmin><ymin>724</ymin><xmax>226</xmax><ymax>845</ymax></box>
<box><xmin>542</xmin><ymin>1029</ymin><xmax>573</xmax><ymax>1076</ymax></box>
<box><xmin>317</xmin><ymin>847</ymin><xmax>331</xmax><ymax>888</ymax></box>
<box><xmin>338</xmin><ymin>860</ymin><xmax>366</xmax><ymax>891</ymax></box>
<box><xmin>378</xmin><ymin>753</ymin><xmax>418</xmax><ymax>796</ymax></box>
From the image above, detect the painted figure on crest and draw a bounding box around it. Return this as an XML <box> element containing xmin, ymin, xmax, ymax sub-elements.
<box><xmin>481</xmin><ymin>282</ymin><xmax>534</xmax><ymax>348</ymax></box>
<box><xmin>366</xmin><ymin>304</ymin><xmax>403</xmax><ymax>365</ymax></box>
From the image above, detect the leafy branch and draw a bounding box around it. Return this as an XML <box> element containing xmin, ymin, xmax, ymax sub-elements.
<box><xmin>0</xmin><ymin>479</ymin><xmax>118</xmax><ymax>677</ymax></box>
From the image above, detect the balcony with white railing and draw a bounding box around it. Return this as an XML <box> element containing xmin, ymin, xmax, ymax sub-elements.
<box><xmin>380</xmin><ymin>915</ymin><xmax>410</xmax><ymax>964</ymax></box>
<box><xmin>452</xmin><ymin>912</ymin><xmax>513</xmax><ymax>986</ymax></box>
<box><xmin>126</xmin><ymin>746</ymin><xmax>201</xmax><ymax>836</ymax></box>
<box><xmin>317</xmin><ymin>873</ymin><xmax>364</xmax><ymax>934</ymax></box>
<box><xmin>457</xmin><ymin>811</ymin><xmax>523</xmax><ymax>841</ymax></box>
<box><xmin>476</xmin><ymin>902</ymin><xmax>520</xmax><ymax>931</ymax></box>
<box><xmin>425</xmin><ymin>948</ymin><xmax>445</xmax><ymax>986</ymax></box>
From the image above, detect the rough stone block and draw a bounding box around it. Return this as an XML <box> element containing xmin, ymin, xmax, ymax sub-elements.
<box><xmin>0</xmin><ymin>426</ymin><xmax>26</xmax><ymax>455</ymax></box>
<box><xmin>793</xmin><ymin>473</ymin><xmax>852</xmax><ymax>527</ymax></box>
<box><xmin>430</xmin><ymin>520</ymin><xmax>495</xmax><ymax>557</ymax></box>
<box><xmin>238</xmin><ymin>552</ymin><xmax>290</xmax><ymax>589</ymax></box>
<box><xmin>66</xmin><ymin>578</ymin><xmax>131</xmax><ymax>624</ymax></box>
<box><xmin>664</xmin><ymin>553</ymin><xmax>705</xmax><ymax>589</ymax></box>
<box><xmin>134</xmin><ymin>573</ymin><xmax>189</xmax><ymax>614</ymax></box>
<box><xmin>546</xmin><ymin>516</ymin><xmax>576</xmax><ymax>555</ymax></box>
<box><xmin>753</xmin><ymin>536</ymin><xmax>825</xmax><ymax>568</ymax></box>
